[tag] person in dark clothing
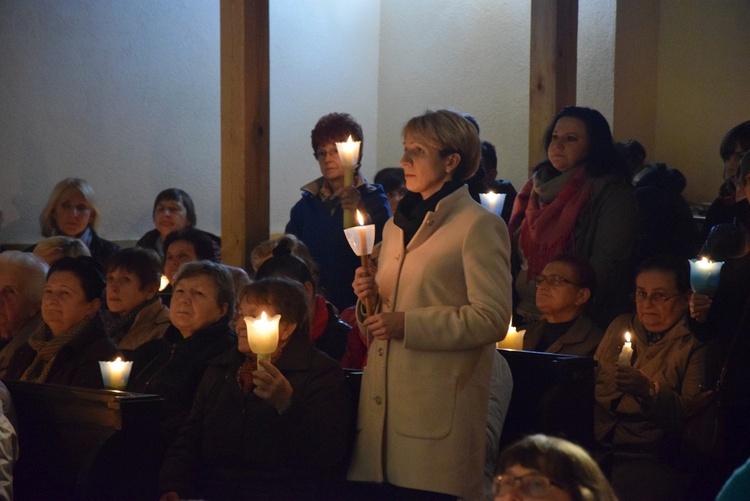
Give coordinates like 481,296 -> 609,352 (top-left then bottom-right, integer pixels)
255,236 -> 350,363
136,188 -> 221,262
159,277 -> 352,501
285,112 -> 390,311
4,256 -> 119,388
466,140 -> 517,224
128,261 -> 236,446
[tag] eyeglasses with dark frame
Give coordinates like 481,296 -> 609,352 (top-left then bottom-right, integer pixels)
314,146 -> 339,160
492,473 -> 565,497
534,274 -> 581,288
631,290 -> 679,304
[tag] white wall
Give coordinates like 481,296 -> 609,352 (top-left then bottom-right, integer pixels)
376,0 -> 531,196
0,0 -> 221,244
654,0 -> 750,205
577,0 -> 616,120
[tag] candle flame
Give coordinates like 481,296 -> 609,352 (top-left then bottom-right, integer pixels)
159,274 -> 169,291
700,256 -> 710,264
114,356 -> 122,363
346,135 -> 353,143
625,332 -> 631,343
356,209 -> 364,226
260,311 -> 268,321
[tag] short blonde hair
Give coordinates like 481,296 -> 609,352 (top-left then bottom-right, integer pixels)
402,109 -> 481,181
39,178 -> 100,237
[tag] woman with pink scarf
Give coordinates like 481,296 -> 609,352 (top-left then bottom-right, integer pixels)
509,106 -> 637,329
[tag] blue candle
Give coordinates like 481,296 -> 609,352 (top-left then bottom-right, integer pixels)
689,258 -> 723,295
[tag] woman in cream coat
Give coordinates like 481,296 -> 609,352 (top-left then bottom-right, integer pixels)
349,110 -> 512,500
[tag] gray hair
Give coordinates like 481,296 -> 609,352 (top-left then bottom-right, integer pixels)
0,251 -> 49,305
172,261 -> 236,322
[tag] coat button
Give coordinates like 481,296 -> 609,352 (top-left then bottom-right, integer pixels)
374,396 -> 382,405
384,300 -> 390,308
378,347 -> 384,356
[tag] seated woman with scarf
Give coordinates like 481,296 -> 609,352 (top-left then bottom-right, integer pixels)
4,256 -> 119,388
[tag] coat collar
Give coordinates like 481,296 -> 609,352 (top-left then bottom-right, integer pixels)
406,185 -> 473,250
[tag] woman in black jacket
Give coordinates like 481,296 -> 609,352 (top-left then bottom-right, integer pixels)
159,277 -> 352,501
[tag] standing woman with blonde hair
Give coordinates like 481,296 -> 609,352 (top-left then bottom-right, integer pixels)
349,109 -> 512,499
33,178 -> 119,269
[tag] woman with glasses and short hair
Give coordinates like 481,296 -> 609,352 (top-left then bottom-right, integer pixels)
594,255 -> 705,500
493,434 -> 617,501
522,254 -> 602,356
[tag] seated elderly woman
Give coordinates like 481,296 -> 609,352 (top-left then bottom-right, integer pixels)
159,277 -> 352,501
32,178 -> 120,269
32,236 -> 90,265
0,251 -> 49,377
4,256 -> 119,388
595,255 -> 705,501
103,247 -> 170,354
254,236 -> 350,362
136,188 -> 221,261
522,254 -> 603,356
494,434 -> 617,501
128,261 -> 236,446
160,228 -> 219,307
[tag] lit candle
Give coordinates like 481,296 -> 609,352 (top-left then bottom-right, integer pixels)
497,320 -> 525,350
343,210 -> 376,317
336,135 -> 362,228
689,257 -> 724,295
244,311 -> 280,371
617,332 -> 633,366
479,192 -> 506,217
99,357 -> 133,390
159,274 -> 170,291
335,134 -> 361,168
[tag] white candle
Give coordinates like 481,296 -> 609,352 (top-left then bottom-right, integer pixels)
479,192 -> 506,217
617,331 -> 633,366
244,311 -> 281,370
689,257 -> 724,295
159,274 -> 170,291
497,321 -> 525,350
99,357 -> 133,390
343,211 -> 375,257
335,135 -> 361,168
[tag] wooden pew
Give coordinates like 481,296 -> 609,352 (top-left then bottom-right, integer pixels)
3,380 -> 163,501
498,349 -> 596,450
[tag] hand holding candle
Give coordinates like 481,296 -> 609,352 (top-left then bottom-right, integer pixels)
344,210 -> 376,317
244,312 -> 281,371
336,135 -> 362,228
617,331 -> 633,366
99,357 -> 133,390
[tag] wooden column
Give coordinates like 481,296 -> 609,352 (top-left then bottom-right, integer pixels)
528,0 -> 578,171
220,0 -> 269,268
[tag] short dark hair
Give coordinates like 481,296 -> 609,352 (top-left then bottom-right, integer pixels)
254,237 -> 317,294
163,228 -> 217,262
173,261 -> 235,323
237,277 -> 311,342
636,254 -> 691,294
719,121 -> 750,161
374,167 -> 405,194
481,140 -> 498,173
48,256 -> 105,302
152,188 -> 197,227
311,112 -> 364,162
106,247 -> 163,290
541,106 -> 627,179
550,253 -> 597,296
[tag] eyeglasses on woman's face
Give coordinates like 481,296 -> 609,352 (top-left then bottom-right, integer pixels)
493,473 -> 565,498
631,290 -> 678,304
534,274 -> 580,288
314,146 -> 339,160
